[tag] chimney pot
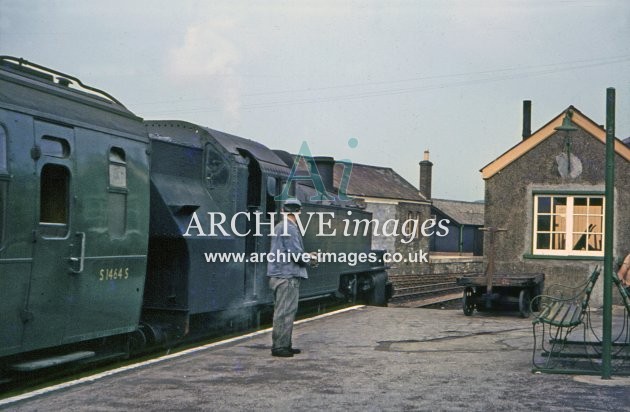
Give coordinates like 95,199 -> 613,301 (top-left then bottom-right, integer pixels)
522,100 -> 532,140
313,156 -> 335,195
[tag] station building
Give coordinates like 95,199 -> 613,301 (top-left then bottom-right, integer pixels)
481,103 -> 630,306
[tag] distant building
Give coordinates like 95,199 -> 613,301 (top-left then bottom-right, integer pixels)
276,148 -> 485,274
430,199 -> 484,256
333,161 -> 432,275
481,103 -> 630,305
417,151 -> 485,257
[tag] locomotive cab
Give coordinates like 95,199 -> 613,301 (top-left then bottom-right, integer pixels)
143,121 -> 288,338
143,120 -> 389,342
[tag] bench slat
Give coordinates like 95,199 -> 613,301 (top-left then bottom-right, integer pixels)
538,303 -> 552,319
544,302 -> 563,322
552,303 -> 578,327
568,303 -> 583,325
557,303 -> 574,324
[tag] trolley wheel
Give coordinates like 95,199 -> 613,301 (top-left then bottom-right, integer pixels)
518,289 -> 531,318
463,287 -> 475,316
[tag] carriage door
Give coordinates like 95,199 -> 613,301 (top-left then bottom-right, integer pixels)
23,121 -> 77,350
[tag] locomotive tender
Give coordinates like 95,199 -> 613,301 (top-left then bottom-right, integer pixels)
0,56 -> 389,374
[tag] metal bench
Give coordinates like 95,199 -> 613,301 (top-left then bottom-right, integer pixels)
584,272 -> 630,371
612,272 -> 630,314
530,267 -> 600,371
611,271 -> 630,356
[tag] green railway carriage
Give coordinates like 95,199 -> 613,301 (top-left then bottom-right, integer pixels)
0,57 -> 150,365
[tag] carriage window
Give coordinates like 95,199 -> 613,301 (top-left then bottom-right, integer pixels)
109,147 -> 127,188
205,144 -> 229,190
41,136 -> 70,158
40,164 -> 69,237
266,177 -> 280,214
108,148 -> 127,237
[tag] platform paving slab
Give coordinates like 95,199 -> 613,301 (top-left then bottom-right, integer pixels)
3,306 -> 630,412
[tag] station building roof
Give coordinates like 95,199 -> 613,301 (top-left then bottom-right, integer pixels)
333,162 -> 428,204
480,106 -> 630,180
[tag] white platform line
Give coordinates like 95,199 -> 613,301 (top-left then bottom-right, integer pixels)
0,305 -> 365,406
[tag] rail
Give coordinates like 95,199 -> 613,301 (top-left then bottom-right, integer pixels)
389,272 -> 465,307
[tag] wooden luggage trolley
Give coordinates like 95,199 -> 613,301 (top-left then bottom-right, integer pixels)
455,227 -> 545,317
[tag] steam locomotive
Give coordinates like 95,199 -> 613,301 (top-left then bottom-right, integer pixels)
0,56 -> 389,375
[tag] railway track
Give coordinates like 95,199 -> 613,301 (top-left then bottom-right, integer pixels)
388,273 -> 469,308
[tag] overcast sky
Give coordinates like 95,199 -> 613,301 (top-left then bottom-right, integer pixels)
2,0 -> 629,201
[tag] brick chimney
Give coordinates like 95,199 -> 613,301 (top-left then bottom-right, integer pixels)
419,150 -> 433,199
522,100 -> 532,140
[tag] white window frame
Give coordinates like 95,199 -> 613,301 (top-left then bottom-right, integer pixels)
532,194 -> 605,257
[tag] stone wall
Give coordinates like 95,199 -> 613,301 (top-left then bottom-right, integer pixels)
427,256 -> 485,275
392,201 -> 432,275
364,202 -> 397,252
388,256 -> 484,276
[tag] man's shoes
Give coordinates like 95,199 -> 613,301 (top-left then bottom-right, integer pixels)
271,348 -> 294,357
271,347 -> 301,357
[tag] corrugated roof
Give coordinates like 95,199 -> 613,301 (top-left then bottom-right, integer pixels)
431,199 -> 484,226
333,163 -> 428,203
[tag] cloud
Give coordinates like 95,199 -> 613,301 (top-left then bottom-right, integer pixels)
166,19 -> 242,117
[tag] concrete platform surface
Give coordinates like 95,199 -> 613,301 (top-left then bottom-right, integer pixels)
3,306 -> 630,411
